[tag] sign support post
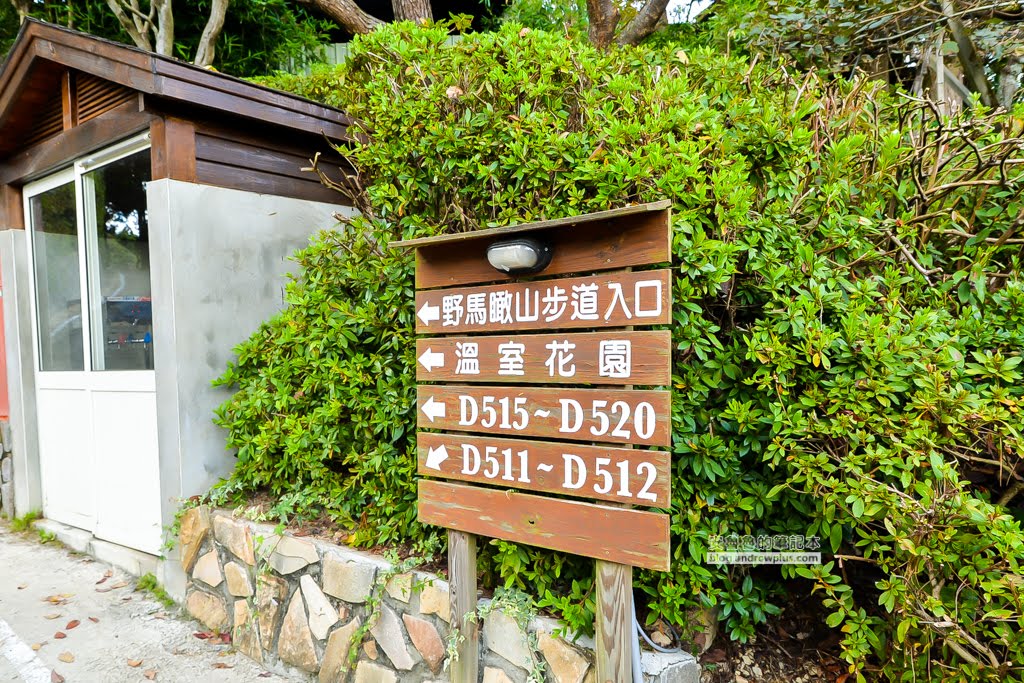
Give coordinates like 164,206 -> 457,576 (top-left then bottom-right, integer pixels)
393,200 -> 674,683
448,529 -> 478,683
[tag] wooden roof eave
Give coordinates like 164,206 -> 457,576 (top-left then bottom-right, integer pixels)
0,19 -> 356,156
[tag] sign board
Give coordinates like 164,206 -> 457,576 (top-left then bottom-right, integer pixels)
393,200 -> 675,682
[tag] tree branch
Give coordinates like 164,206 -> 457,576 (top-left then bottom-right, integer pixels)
941,0 -> 999,109
104,0 -> 153,51
616,0 -> 671,46
294,0 -> 383,35
193,0 -> 230,67
153,0 -> 174,57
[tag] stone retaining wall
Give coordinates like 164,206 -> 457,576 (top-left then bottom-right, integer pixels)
180,507 -> 699,682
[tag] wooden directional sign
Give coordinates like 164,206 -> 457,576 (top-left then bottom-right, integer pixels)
417,385 -> 671,447
414,269 -> 672,335
416,331 -> 671,385
394,202 -> 676,682
417,432 -> 671,508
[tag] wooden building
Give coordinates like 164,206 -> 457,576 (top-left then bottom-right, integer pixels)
0,20 -> 354,576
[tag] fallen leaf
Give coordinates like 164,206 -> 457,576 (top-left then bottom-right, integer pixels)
258,674 -> 272,679
58,652 -> 74,664
17,584 -> 27,590
127,659 -> 143,668
54,632 -> 66,639
211,663 -> 233,669
88,617 -> 99,623
65,620 -> 80,630
44,613 -> 61,620
110,581 -> 129,589
193,631 -> 212,640
51,672 -> 64,683
31,643 -> 42,651
143,670 -> 157,680
95,586 -> 112,593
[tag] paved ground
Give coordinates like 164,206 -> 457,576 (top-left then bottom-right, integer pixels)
0,523 -> 304,683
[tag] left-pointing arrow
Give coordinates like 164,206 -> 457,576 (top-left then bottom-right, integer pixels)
421,396 -> 447,422
418,348 -> 445,372
425,445 -> 449,470
417,302 -> 440,325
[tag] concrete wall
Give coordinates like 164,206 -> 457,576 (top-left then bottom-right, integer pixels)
0,229 -> 41,518
146,180 -> 353,570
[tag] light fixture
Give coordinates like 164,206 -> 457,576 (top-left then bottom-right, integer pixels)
486,237 -> 553,276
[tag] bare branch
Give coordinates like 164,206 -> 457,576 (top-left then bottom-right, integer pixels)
153,0 -> 174,57
193,0 -> 230,67
293,0 -> 384,35
105,0 -> 153,51
615,0 -> 671,46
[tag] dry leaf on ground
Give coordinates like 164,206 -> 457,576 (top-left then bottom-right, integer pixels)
44,614 -> 61,620
53,632 -> 66,639
57,653 -> 74,664
211,663 -> 233,669
50,672 -> 64,683
31,643 -> 42,651
65,620 -> 80,630
127,659 -> 143,667
143,670 -> 157,680
88,617 -> 99,623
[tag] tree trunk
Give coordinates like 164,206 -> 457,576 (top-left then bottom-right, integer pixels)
295,0 -> 384,35
586,0 -> 619,49
998,53 -> 1022,109
9,0 -> 32,20
615,0 -> 671,46
194,0 -> 230,67
940,0 -> 998,109
393,0 -> 432,23
154,0 -> 174,57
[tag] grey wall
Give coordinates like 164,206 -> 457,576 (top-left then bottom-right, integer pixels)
147,180 -> 353,537
0,229 -> 42,518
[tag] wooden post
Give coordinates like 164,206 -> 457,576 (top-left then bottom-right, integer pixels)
595,560 -> 633,683
449,529 -> 478,683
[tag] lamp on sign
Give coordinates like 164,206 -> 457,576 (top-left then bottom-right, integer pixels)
486,238 -> 552,276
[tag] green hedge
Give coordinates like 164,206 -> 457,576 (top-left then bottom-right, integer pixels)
214,23 -> 1024,681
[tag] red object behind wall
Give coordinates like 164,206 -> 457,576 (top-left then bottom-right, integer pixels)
0,270 -> 9,420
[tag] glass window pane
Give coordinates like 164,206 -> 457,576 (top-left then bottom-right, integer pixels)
30,182 -> 84,372
88,149 -> 153,371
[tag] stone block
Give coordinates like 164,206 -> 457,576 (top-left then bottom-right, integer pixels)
322,551 -> 376,603
418,580 -> 450,623
641,650 -> 701,683
192,549 -> 223,588
224,561 -> 253,597
35,520 -> 91,553
0,421 -> 11,451
403,613 -> 445,674
364,640 -> 378,660
91,539 -> 158,576
178,506 -> 211,573
213,515 -> 255,565
186,590 -> 228,632
278,590 -> 319,672
369,604 -> 415,671
0,482 -> 12,519
301,574 -> 340,640
256,574 -> 288,647
268,535 -> 319,575
1,455 -> 11,483
483,610 -> 531,670
483,667 -> 515,683
538,632 -> 588,683
354,661 -> 397,683
233,600 -> 262,663
320,617 -> 361,683
385,573 -> 412,603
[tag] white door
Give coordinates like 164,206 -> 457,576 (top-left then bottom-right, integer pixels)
25,135 -> 163,555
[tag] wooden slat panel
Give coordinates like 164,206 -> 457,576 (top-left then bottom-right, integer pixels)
0,185 -> 24,230
413,208 -> 670,289
415,269 -> 671,335
417,385 -> 671,447
193,159 -> 343,204
418,480 -> 671,571
194,133 -> 316,183
416,331 -> 671,385
596,561 -> 633,682
0,100 -> 152,185
417,432 -> 671,507
448,530 -> 478,683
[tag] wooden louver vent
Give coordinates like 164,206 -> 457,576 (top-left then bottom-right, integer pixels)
75,73 -> 134,123
25,90 -> 64,147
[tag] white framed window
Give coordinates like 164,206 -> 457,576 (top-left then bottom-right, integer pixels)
24,133 -> 153,372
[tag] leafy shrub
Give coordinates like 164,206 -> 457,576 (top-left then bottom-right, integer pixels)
218,23 -> 1024,681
